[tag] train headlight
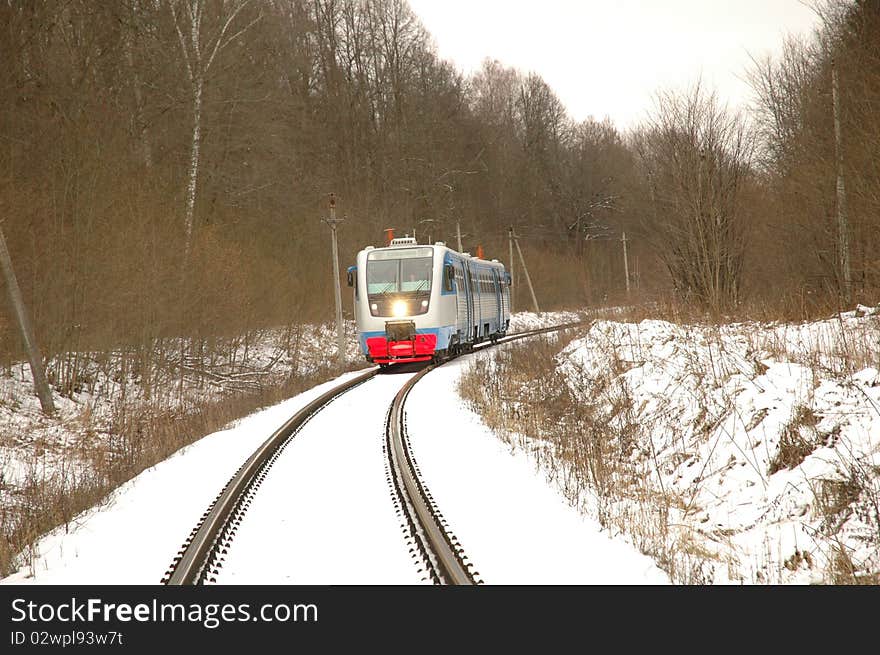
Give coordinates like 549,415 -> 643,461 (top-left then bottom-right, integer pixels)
371,303 -> 378,312
420,300 -> 428,309
392,300 -> 408,317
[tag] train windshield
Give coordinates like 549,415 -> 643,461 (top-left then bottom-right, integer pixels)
367,248 -> 433,294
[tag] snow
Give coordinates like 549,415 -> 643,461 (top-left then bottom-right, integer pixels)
0,370 -> 369,584
551,307 -> 880,583
509,310 -> 585,333
0,322 -> 364,493
0,312 -> 670,585
212,371 -> 426,584
6,307 -> 873,585
406,358 -> 670,584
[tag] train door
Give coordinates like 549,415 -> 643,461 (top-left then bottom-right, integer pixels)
465,260 -> 479,341
492,269 -> 503,332
454,264 -> 470,342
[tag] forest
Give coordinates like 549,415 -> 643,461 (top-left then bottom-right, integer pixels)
0,0 -> 878,376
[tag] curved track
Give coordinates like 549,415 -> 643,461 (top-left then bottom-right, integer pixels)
383,320 -> 589,585
163,320 -> 587,585
386,365 -> 477,584
162,368 -> 376,584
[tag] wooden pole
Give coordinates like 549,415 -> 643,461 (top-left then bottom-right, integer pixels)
0,224 -> 55,414
324,194 -> 345,367
513,231 -> 540,313
508,226 -> 515,313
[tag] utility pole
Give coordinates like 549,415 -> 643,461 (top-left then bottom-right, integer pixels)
512,230 -> 540,314
323,194 -> 346,367
621,231 -> 631,295
456,220 -> 463,253
831,58 -> 851,304
508,226 -> 515,313
0,224 -> 54,414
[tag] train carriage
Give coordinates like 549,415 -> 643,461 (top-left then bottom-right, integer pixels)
348,236 -> 511,366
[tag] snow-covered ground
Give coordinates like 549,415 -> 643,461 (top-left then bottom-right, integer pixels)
407,358 -> 669,584
481,306 -> 880,584
6,306 -> 875,585
508,310 -> 586,333
0,371 -> 368,584
213,372 -> 425,584
0,322 -> 364,539
0,323 -> 363,487
0,314 -> 671,585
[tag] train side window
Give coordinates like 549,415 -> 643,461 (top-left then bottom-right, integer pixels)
347,267 -> 358,299
443,264 -> 455,292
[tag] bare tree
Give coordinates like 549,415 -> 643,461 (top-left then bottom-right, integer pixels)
634,82 -> 755,312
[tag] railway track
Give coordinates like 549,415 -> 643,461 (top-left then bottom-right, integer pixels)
161,369 -> 377,585
162,320 -> 587,586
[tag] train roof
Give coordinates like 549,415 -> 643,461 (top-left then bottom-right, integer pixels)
359,241 -> 506,269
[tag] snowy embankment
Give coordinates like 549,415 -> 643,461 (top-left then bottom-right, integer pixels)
0,323 -> 361,493
509,310 -> 586,332
0,371 -> 370,584
529,307 -> 879,584
0,321 -> 365,576
407,358 -> 669,584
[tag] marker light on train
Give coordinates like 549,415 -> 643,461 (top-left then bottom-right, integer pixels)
420,300 -> 428,309
392,300 -> 408,317
371,303 -> 378,312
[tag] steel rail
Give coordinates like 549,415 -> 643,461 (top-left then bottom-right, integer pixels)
387,319 -> 589,585
387,364 -> 473,584
164,367 -> 377,585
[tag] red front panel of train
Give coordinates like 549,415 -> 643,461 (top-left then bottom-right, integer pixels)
367,334 -> 437,364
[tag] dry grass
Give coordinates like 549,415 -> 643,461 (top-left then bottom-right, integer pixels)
768,405 -> 820,475
829,545 -> 880,585
461,309 -> 880,584
458,330 -> 712,583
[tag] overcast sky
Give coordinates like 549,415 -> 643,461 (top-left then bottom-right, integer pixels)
407,0 -> 824,131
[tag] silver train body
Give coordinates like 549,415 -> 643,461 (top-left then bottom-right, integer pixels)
347,237 -> 511,365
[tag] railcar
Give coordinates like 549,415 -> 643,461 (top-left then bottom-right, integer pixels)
347,236 -> 511,367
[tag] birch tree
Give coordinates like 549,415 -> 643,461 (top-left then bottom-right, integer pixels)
168,0 -> 260,255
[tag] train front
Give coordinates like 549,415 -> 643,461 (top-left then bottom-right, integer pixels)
350,241 -> 448,366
